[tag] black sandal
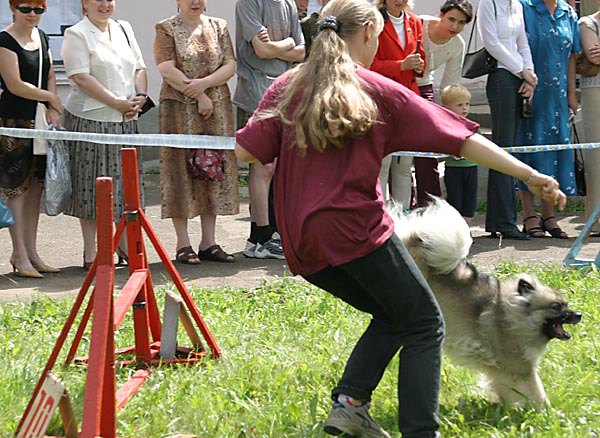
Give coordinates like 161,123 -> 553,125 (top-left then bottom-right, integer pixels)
197,244 -> 235,263
175,246 -> 201,265
522,215 -> 546,238
541,216 -> 569,239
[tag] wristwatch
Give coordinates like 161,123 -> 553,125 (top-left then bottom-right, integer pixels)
136,92 -> 148,98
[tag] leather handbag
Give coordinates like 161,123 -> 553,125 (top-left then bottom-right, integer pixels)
462,1 -> 497,79
138,95 -> 156,115
576,19 -> 600,77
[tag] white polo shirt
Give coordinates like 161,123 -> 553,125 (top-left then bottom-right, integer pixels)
62,17 -> 146,122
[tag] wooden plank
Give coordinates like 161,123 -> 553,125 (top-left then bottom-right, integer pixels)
115,369 -> 152,410
113,270 -> 149,330
180,305 -> 204,352
160,292 -> 181,359
58,391 -> 78,438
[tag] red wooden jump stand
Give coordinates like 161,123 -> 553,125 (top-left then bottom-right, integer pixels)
16,148 -> 220,437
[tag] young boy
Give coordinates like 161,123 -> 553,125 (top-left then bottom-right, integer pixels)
442,84 -> 478,224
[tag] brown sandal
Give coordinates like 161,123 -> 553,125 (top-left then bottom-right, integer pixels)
197,244 -> 235,263
175,246 -> 201,265
522,215 -> 546,238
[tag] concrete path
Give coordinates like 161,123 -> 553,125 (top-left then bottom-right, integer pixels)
1,174 -> 598,303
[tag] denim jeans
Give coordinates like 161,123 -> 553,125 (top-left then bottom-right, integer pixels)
304,234 -> 445,438
485,69 -> 521,233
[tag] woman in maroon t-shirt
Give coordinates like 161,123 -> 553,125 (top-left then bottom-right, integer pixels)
235,0 -> 565,436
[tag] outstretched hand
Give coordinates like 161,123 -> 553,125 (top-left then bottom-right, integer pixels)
526,172 -> 567,210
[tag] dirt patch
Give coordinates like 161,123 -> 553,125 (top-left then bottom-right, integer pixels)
0,175 -> 597,303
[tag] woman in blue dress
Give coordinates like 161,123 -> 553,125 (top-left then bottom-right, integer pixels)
516,0 -> 580,238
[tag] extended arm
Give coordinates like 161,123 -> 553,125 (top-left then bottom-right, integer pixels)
460,133 -> 566,208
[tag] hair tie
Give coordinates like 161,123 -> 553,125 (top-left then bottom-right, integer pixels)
319,16 -> 340,33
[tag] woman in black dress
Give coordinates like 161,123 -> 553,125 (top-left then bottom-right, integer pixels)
0,0 -> 62,278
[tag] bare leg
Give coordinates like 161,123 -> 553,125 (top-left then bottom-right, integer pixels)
22,180 -> 45,266
7,189 -> 37,272
80,218 -> 97,264
518,189 -> 543,234
248,162 -> 274,227
172,217 -> 191,251
199,214 -> 217,251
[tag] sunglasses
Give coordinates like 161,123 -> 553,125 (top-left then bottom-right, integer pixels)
15,6 -> 45,14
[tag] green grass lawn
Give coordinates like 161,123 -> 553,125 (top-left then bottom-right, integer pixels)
1,264 -> 598,437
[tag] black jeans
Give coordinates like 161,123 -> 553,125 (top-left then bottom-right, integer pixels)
304,234 -> 444,438
485,69 -> 522,233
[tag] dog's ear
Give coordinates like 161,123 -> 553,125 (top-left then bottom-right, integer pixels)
518,278 -> 535,295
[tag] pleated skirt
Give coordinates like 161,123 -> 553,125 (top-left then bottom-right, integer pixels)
63,110 -> 144,221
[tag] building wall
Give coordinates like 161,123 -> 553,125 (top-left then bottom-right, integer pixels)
116,1 -> 236,103
114,0 -> 462,101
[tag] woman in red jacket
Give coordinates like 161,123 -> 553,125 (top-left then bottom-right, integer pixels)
372,0 -> 425,208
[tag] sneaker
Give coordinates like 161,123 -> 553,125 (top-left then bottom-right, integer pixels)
254,232 -> 285,260
243,240 -> 258,258
324,401 -> 391,438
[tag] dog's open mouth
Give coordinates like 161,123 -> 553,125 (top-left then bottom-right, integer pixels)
543,311 -> 582,340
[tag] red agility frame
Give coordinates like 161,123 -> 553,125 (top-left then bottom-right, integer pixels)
16,148 -> 220,437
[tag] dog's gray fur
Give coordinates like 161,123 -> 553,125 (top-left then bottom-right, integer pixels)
393,198 -> 581,406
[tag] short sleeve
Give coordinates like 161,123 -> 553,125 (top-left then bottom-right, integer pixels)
218,21 -> 236,63
579,16 -> 598,32
122,22 -> 146,70
235,77 -> 286,165
385,88 -> 479,156
154,22 -> 176,66
61,28 -> 90,77
236,0 -> 265,42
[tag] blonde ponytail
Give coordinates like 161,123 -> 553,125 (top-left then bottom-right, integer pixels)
262,0 -> 383,153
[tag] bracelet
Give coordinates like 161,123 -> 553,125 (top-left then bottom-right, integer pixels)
524,171 -> 538,185
136,92 -> 148,98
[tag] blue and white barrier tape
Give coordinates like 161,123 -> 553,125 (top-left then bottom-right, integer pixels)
0,127 -> 234,150
1,126 -> 599,156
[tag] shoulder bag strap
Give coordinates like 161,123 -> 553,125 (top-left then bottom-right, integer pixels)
467,0 -> 496,53
117,20 -> 131,48
37,28 -> 43,89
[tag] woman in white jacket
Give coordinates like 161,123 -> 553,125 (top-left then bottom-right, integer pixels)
62,0 -> 149,268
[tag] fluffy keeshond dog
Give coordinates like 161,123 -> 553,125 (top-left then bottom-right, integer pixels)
393,198 -> 581,407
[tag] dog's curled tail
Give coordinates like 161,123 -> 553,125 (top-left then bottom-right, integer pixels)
392,197 -> 472,275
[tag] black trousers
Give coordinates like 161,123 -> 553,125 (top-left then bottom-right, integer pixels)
304,234 -> 444,438
485,69 -> 522,233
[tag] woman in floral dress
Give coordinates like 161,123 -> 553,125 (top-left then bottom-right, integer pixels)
516,0 -> 580,238
154,0 -> 239,264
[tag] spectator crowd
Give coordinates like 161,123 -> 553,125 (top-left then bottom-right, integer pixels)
1,0 -> 599,279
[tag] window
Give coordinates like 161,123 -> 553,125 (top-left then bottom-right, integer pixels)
0,0 -> 82,64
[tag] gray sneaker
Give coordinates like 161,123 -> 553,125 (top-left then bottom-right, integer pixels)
324,401 -> 391,438
243,240 -> 258,258
254,232 -> 285,260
